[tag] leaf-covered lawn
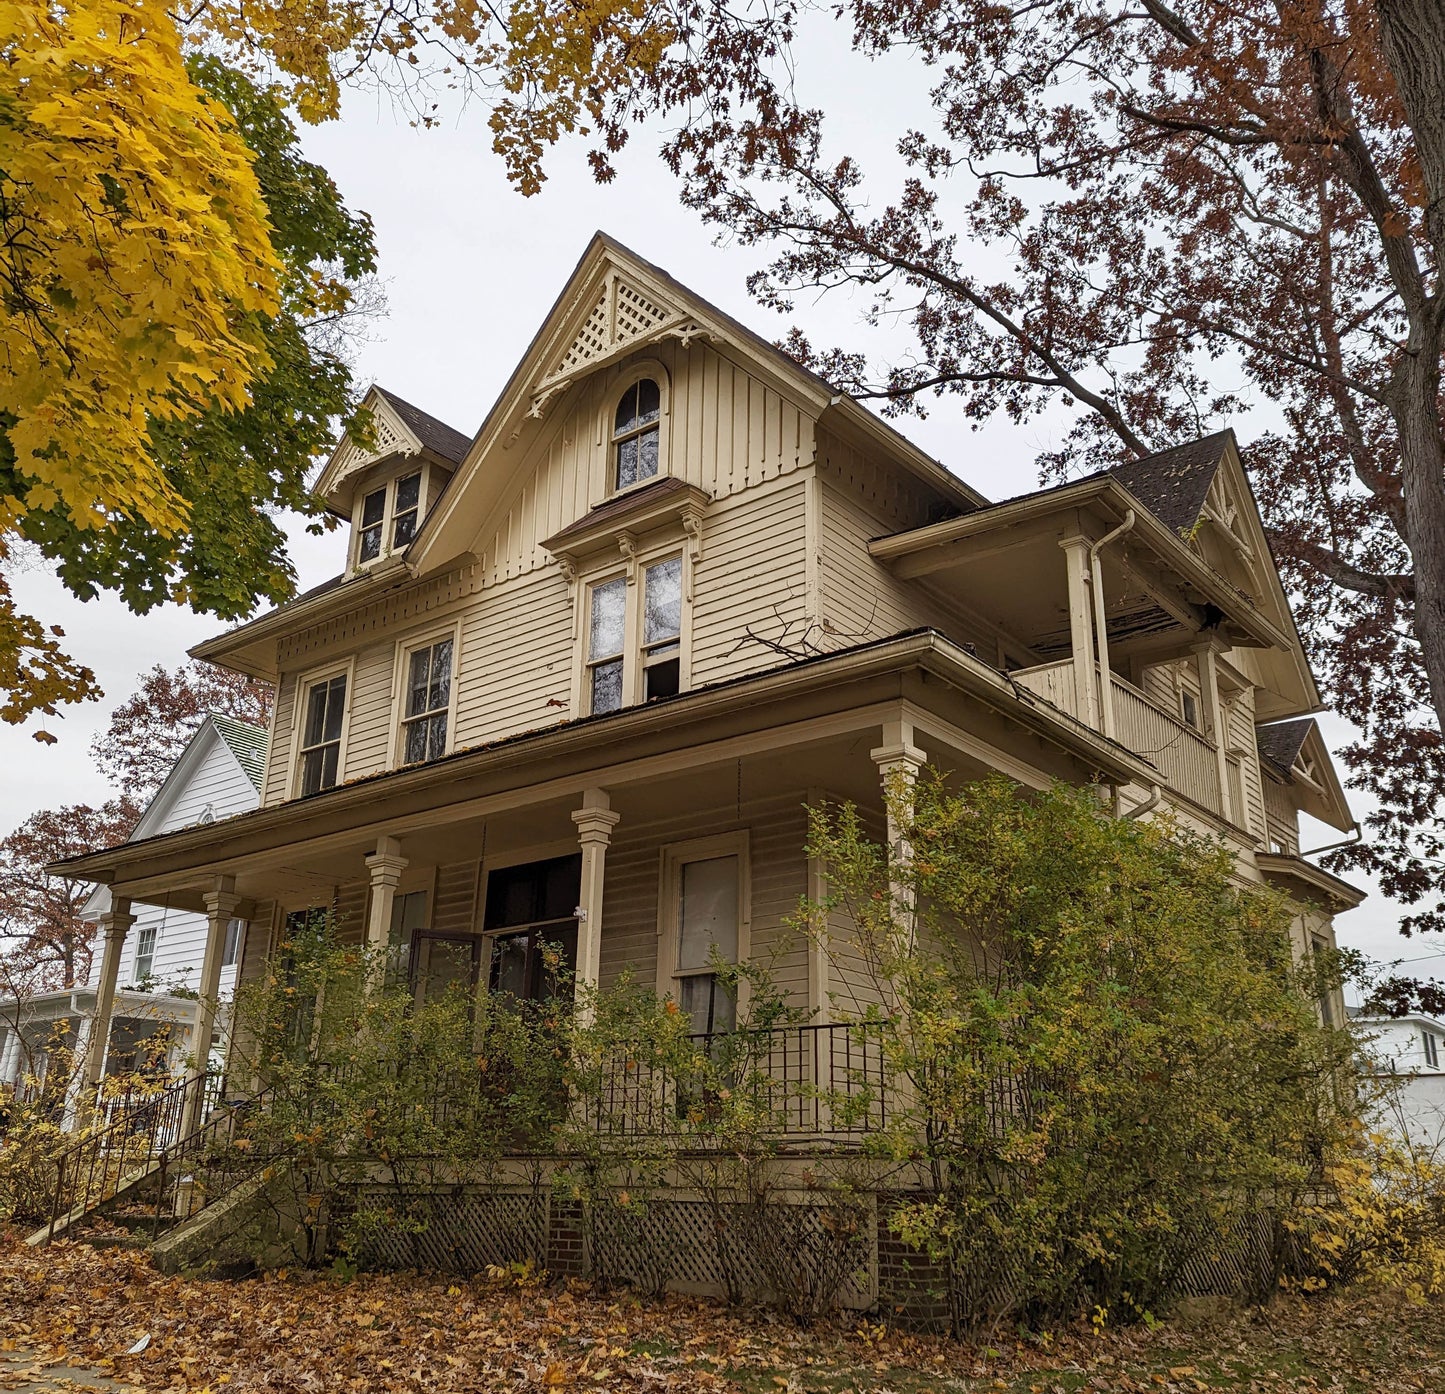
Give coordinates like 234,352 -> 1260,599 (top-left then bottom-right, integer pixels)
0,1242 -> 1440,1393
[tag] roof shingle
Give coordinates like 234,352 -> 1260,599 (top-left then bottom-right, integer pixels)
373,386 -> 472,466
1108,430 -> 1232,533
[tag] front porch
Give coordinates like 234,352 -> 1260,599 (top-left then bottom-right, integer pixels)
58,633 -> 1153,1135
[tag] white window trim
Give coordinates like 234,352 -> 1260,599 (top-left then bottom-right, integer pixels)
388,619 -> 463,769
349,461 -> 433,571
599,359 -> 672,500
572,538 -> 692,718
655,831 -> 752,1011
285,655 -> 356,801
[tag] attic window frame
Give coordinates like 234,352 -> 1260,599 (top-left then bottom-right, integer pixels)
602,361 -> 672,499
350,462 -> 433,570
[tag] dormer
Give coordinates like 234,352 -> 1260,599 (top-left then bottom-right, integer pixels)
314,385 -> 472,573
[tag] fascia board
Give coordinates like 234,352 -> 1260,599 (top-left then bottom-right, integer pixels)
51,631 -> 1155,886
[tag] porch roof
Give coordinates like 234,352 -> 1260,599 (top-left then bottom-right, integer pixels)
50,629 -> 1158,900
868,474 -> 1292,656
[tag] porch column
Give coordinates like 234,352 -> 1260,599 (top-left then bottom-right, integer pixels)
0,1029 -> 20,1087
184,878 -> 240,1136
1059,535 -> 1100,728
1195,640 -> 1233,821
870,716 -> 927,960
61,1016 -> 95,1131
364,836 -> 409,961
85,897 -> 133,1089
572,788 -> 620,1021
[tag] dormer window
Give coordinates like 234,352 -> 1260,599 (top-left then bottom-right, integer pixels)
392,472 -> 422,547
613,379 -> 661,490
353,469 -> 429,568
359,487 -> 386,563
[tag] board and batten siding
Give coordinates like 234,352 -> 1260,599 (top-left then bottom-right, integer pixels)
473,342 -> 815,586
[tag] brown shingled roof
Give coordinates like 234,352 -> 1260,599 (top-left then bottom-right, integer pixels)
373,386 -> 472,466
1108,430 -> 1232,533
1257,717 -> 1313,780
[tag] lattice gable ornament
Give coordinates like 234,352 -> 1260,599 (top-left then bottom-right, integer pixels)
527,270 -> 710,421
321,393 -> 423,497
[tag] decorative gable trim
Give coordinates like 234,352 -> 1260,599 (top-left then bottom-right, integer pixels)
314,389 -> 425,505
528,270 -> 710,421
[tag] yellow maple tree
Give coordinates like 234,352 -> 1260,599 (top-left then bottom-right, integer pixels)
0,0 -> 282,722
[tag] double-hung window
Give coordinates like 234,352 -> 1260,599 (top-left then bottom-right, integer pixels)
663,842 -> 745,1036
587,577 -> 627,715
613,379 -> 661,491
299,674 -> 347,796
402,638 -> 453,764
586,555 -> 684,715
1426,1032 -> 1440,1069
133,925 -> 158,983
641,557 -> 682,700
222,918 -> 245,969
355,470 -> 425,566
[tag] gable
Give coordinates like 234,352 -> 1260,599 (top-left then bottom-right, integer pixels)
412,233 -> 981,578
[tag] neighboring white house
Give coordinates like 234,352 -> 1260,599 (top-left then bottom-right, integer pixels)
0,714 -> 266,1100
1356,1011 -> 1445,1151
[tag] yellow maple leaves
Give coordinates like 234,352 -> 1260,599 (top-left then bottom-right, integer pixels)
0,0 -> 281,541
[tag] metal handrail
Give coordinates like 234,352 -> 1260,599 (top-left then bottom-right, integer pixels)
44,1071 -> 225,1241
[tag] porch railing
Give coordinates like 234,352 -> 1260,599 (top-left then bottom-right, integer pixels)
1109,675 -> 1221,813
582,1020 -> 891,1140
40,1069 -> 229,1238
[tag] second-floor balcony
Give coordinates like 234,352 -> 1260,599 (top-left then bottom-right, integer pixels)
1013,659 -> 1223,817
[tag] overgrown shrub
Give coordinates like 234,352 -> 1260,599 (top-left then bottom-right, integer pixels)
803,773 -> 1360,1335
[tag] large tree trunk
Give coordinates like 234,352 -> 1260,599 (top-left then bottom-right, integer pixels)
1375,0 -> 1445,733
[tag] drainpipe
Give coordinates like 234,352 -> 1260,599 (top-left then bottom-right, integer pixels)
1298,824 -> 1362,858
1088,509 -> 1137,740
1125,783 -> 1163,820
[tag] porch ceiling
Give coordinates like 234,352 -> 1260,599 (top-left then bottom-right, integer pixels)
51,631 -> 1158,913
869,477 -> 1290,660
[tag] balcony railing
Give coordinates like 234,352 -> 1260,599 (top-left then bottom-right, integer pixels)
1013,660 -> 1222,814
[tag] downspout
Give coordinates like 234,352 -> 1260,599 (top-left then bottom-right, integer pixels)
1125,783 -> 1164,820
1088,509 -> 1136,740
1298,824 -> 1362,858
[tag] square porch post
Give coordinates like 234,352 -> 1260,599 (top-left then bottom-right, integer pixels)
572,788 -> 620,1023
1058,534 -> 1100,729
85,897 -> 134,1091
364,836 -> 409,970
870,715 -> 927,966
183,877 -> 241,1136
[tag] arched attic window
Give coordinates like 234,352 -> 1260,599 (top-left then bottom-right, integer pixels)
613,378 -> 661,490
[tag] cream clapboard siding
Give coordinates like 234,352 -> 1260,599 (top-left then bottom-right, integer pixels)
261,345 -> 820,800
263,673 -> 298,806
474,342 -> 814,586
453,568 -> 574,748
433,861 -> 481,937
597,793 -> 812,1008
1264,778 -> 1301,854
690,477 -> 810,686
1225,681 -> 1266,841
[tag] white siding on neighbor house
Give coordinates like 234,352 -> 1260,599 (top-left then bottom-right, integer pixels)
87,728 -> 260,998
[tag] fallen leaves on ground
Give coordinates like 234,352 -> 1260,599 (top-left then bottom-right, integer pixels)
0,1239 -> 1439,1393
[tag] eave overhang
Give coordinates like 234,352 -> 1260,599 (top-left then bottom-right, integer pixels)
868,475 -> 1294,655
1256,852 -> 1366,912
53,630 -> 1157,888
189,556 -> 417,680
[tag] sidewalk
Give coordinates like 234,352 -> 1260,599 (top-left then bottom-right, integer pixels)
0,1349 -> 143,1393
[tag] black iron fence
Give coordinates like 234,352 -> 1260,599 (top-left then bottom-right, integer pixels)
582,1020 -> 892,1140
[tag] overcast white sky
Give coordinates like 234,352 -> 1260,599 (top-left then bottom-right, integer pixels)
3,46 -> 1440,987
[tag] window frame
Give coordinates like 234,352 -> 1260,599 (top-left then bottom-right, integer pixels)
221,917 -> 246,970
655,831 -> 751,1024
132,923 -> 159,982
574,540 -> 692,717
600,361 -> 672,500
389,622 -> 462,769
287,657 -> 355,801
348,462 -> 435,570
477,839 -> 584,1006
